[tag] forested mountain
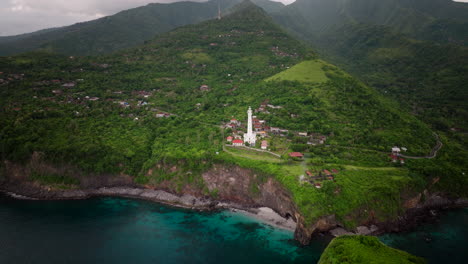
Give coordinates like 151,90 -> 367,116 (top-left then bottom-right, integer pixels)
0,0 -> 284,56
3,1 -> 465,240
271,0 -> 468,143
273,0 -> 468,45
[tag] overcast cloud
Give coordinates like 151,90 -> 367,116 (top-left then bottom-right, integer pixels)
0,0 -> 465,36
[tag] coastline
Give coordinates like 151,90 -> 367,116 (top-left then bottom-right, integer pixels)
0,186 -> 297,232
1,184 -> 467,240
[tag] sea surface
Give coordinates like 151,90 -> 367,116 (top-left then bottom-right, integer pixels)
0,194 -> 466,264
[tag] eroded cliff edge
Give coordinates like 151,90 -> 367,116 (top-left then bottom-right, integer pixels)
0,157 -> 466,245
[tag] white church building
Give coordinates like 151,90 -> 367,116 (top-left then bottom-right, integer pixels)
244,107 -> 257,146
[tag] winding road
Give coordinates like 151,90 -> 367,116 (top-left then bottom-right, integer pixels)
399,133 -> 443,160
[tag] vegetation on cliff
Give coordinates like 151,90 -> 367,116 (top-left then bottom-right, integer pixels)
318,235 -> 426,264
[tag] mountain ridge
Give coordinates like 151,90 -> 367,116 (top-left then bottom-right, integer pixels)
0,0 -> 285,56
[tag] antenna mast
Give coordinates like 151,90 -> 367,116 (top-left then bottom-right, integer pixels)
217,0 -> 222,20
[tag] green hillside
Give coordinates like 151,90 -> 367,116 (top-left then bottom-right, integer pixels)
271,0 -> 468,183
318,236 -> 426,264
266,60 -> 329,83
0,0 -> 465,239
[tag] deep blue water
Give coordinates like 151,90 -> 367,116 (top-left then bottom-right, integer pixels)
380,208 -> 468,264
0,194 -> 466,264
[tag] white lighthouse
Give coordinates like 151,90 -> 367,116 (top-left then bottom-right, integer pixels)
244,107 -> 257,146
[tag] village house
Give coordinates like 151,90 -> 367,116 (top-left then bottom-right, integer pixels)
392,147 -> 401,155
267,104 -> 282,109
257,131 -> 267,138
289,152 -> 304,159
62,82 -> 76,88
200,85 -> 210,91
230,118 -> 240,126
298,132 -> 308,137
155,112 -> 173,118
270,127 -> 280,133
226,136 -> 233,142
232,139 -> 244,147
119,101 -> 130,107
261,140 -> 268,150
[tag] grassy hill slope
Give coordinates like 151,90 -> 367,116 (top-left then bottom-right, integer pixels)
318,235 -> 426,264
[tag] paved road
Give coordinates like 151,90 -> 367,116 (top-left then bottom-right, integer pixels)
399,133 -> 443,160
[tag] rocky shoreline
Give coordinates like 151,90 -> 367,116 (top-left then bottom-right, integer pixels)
2,183 -> 467,240
0,185 -> 298,232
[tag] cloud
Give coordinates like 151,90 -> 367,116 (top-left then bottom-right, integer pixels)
0,0 -> 212,36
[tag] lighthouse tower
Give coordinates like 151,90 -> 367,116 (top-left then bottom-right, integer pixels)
244,107 -> 257,146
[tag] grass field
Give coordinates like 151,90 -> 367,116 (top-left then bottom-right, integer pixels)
319,235 -> 426,264
224,146 -> 283,163
266,60 -> 329,83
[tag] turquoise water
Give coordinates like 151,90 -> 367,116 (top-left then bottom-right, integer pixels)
0,194 -> 466,264
0,195 -> 328,264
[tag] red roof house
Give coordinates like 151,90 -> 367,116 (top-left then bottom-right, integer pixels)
233,139 -> 244,146
289,152 -> 304,158
323,170 -> 332,176
226,136 -> 233,142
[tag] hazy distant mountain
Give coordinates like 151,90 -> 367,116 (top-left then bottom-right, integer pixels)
0,0 -> 284,56
273,0 -> 468,46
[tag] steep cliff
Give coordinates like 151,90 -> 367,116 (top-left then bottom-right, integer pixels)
1,155 -> 467,245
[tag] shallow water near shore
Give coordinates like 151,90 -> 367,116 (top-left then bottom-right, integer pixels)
0,195 -> 466,264
0,195 -> 329,264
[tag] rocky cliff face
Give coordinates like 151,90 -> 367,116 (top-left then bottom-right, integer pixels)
1,157 -> 466,245
202,165 -> 298,219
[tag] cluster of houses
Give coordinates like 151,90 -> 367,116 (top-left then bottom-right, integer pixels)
227,136 -> 270,150
300,169 -> 339,189
0,73 -> 24,86
225,102 -> 329,153
390,146 -> 407,164
255,100 -> 283,114
270,46 -> 299,58
156,111 -> 175,118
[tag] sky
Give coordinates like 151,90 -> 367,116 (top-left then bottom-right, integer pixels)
0,0 -> 466,36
